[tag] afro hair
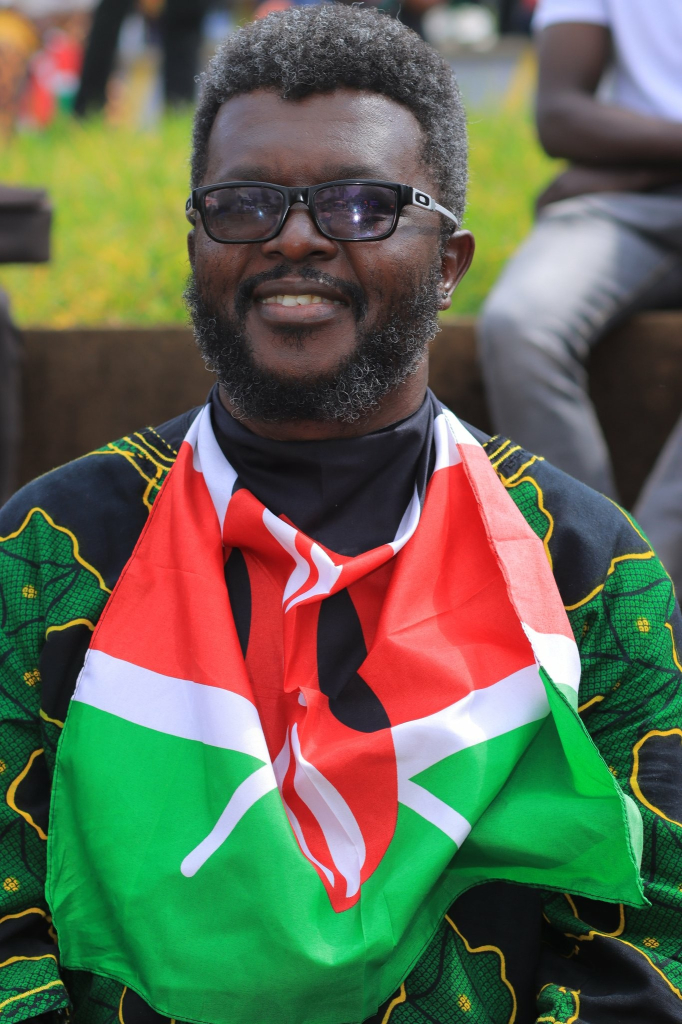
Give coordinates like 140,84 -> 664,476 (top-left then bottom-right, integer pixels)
191,4 -> 467,223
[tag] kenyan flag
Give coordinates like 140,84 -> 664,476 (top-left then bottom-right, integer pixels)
47,406 -> 644,1024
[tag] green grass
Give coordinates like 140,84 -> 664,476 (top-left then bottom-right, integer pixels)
0,109 -> 558,326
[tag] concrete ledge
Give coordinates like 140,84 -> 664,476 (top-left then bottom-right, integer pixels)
20,326 -> 211,487
589,312 -> 682,508
19,312 -> 682,507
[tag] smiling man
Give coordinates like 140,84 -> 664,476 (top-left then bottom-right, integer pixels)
1,7 -> 682,1024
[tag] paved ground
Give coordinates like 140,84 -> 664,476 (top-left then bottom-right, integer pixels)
111,26 -> 535,125
449,39 -> 535,108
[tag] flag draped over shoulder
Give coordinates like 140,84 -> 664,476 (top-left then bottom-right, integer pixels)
46,404 -> 645,1024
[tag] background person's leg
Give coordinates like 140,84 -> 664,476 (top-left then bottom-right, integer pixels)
634,411 -> 682,595
161,0 -> 207,107
74,0 -> 134,116
0,291 -> 22,506
478,196 -> 682,498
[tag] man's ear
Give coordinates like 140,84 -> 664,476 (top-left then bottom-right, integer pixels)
187,228 -> 196,270
439,230 -> 475,311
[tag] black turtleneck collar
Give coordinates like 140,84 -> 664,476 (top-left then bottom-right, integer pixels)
210,385 -> 440,557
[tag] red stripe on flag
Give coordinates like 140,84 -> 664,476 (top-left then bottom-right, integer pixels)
460,445 -> 573,640
91,443 -> 252,699
361,462 -> 535,727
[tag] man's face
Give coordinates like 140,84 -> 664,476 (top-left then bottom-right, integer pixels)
188,88 -> 473,427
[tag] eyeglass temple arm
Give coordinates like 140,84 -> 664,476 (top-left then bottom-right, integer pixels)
409,188 -> 458,229
185,196 -> 196,224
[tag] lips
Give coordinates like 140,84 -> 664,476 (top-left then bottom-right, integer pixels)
261,293 -> 344,307
253,278 -> 349,305
251,278 -> 351,323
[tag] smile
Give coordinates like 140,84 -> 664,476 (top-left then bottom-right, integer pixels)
252,279 -> 351,324
260,294 -> 344,306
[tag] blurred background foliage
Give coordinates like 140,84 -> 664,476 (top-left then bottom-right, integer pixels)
0,103 -> 557,326
0,0 -> 554,324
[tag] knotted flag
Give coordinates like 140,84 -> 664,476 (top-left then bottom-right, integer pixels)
47,404 -> 644,1024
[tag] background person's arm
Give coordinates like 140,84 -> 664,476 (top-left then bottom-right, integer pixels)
535,163 -> 682,211
535,22 -> 682,208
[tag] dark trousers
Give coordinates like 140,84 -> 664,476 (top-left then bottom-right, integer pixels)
74,0 -> 207,115
0,291 -> 22,506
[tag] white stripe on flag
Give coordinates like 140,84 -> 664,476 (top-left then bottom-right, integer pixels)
522,623 -> 581,698
180,764 -> 276,878
74,649 -> 271,764
190,405 -> 238,530
392,663 -> 549,845
441,407 -> 480,450
390,485 -> 421,555
392,663 -> 548,784
433,412 -> 463,472
398,779 -> 471,847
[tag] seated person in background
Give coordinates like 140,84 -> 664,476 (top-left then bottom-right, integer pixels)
1,8 -> 682,1024
478,1 -> 682,515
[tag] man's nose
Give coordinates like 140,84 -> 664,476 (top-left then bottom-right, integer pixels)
260,203 -> 337,262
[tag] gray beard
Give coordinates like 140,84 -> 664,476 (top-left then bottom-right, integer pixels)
185,262 -> 441,425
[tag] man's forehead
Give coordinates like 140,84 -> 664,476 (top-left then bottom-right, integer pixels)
204,88 -> 428,185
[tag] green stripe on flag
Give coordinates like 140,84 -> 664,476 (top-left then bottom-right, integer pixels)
48,674 -> 646,1024
413,719 -> 542,826
49,704 -> 375,1024
449,672 -> 645,905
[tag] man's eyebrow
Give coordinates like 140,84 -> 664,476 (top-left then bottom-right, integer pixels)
318,166 -> 394,181
206,166 -> 395,185
208,167 -> 276,183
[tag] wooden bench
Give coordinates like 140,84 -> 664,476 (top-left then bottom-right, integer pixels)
19,311 -> 682,508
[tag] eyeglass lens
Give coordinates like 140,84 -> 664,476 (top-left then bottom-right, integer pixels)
203,186 -> 285,241
202,184 -> 398,241
313,185 -> 397,239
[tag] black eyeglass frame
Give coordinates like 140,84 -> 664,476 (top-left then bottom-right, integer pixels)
185,179 -> 459,243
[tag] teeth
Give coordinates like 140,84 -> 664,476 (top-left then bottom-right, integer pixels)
261,293 -> 343,306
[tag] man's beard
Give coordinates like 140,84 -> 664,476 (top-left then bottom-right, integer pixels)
185,261 -> 441,425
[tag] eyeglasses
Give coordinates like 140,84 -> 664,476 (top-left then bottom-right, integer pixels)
185,179 -> 458,243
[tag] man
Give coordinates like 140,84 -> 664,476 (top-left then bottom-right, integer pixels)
478,0 -> 682,501
0,7 -> 681,1024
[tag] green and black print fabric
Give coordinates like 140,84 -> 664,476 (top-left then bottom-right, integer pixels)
0,410 -> 681,1024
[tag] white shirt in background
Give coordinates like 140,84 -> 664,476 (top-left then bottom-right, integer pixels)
532,0 -> 682,123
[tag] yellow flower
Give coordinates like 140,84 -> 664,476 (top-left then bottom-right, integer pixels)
23,669 -> 41,687
643,937 -> 659,949
3,877 -> 19,893
21,584 -> 38,600
457,994 -> 472,1012
636,617 -> 650,633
